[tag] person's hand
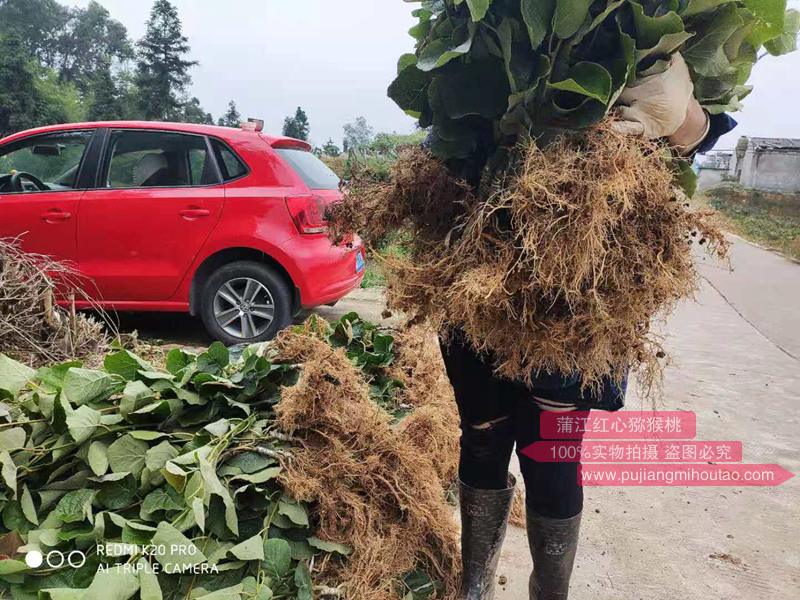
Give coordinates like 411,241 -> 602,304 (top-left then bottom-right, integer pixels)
612,53 -> 705,141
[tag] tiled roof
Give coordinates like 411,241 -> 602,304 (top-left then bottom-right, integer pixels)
748,138 -> 800,150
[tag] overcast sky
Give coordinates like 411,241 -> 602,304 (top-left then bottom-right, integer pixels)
66,0 -> 800,150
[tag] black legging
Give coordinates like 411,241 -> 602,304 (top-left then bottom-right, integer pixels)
441,336 -> 586,520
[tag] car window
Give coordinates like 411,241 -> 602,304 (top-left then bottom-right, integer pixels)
211,139 -> 248,181
275,148 -> 340,190
105,130 -> 218,189
0,131 -> 92,193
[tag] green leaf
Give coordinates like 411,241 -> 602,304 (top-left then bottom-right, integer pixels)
262,538 -> 292,579
630,3 -> 686,52
194,585 -> 244,600
683,0 -> 735,18
232,466 -> 282,485
521,0 -> 555,48
744,0 -> 786,37
145,441 -> 179,472
96,474 -> 138,510
553,0 -> 593,39
278,498 -> 309,527
229,534 -> 265,561
765,9 -> 800,55
21,485 -> 38,525
466,0 -> 492,22
0,450 -> 17,497
62,368 -> 115,406
307,536 -> 352,556
83,565 -> 140,600
65,405 -> 102,445
192,497 -> 205,532
120,380 -> 154,417
294,561 -> 313,600
548,61 -> 613,103
138,559 -> 163,600
683,4 -> 744,76
0,355 -> 35,396
107,435 -> 149,477
151,522 -> 207,572
0,427 -> 26,451
165,348 -> 193,376
674,158 -> 699,197
88,441 -> 109,476
0,559 -> 28,575
141,488 -> 184,517
52,489 -> 95,524
417,26 -> 474,71
104,350 -> 153,381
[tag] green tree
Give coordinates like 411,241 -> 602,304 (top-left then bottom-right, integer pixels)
282,106 -> 310,140
217,100 -> 241,127
87,60 -> 122,121
0,0 -> 132,93
322,138 -> 341,157
0,0 -> 69,65
55,1 -> 133,92
135,0 -> 198,121
181,96 -> 214,124
0,34 -> 41,137
342,116 -> 374,152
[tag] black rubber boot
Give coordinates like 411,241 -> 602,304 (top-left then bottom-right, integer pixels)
458,475 -> 516,600
527,510 -> 582,600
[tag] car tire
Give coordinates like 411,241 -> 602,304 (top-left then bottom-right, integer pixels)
200,261 -> 293,345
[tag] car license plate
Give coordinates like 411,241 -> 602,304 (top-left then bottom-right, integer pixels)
355,250 -> 365,273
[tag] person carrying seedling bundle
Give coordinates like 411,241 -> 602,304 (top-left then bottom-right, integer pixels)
445,53 -> 735,600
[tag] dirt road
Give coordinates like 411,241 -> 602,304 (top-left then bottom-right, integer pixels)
122,236 -> 798,599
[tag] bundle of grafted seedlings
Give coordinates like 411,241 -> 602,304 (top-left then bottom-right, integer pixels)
329,124 -> 729,391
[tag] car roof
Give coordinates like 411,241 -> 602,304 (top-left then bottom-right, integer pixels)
0,121 -> 312,151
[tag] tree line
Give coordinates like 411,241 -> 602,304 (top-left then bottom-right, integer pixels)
0,0 -> 423,156
0,0 -> 217,137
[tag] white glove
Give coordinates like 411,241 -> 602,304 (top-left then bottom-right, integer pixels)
612,53 -> 695,139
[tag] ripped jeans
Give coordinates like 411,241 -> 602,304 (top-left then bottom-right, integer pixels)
441,335 -> 587,519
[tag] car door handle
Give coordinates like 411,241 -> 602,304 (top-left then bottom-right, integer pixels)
179,208 -> 211,219
41,209 -> 72,223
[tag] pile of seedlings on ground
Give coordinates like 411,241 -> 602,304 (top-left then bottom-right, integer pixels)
0,238 -> 108,365
0,313 -> 461,600
330,0 -> 798,391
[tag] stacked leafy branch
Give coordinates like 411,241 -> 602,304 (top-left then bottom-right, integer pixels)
330,0 -> 797,391
0,314 -> 459,600
389,0 -> 798,163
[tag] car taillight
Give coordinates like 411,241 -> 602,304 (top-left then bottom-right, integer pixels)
285,195 -> 326,235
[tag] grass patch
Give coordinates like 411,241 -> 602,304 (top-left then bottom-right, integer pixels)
361,237 -> 410,288
698,184 -> 800,261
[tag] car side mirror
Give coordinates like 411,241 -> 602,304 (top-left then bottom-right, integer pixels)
32,145 -> 62,157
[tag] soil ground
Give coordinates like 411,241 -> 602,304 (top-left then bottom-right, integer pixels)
118,235 -> 799,600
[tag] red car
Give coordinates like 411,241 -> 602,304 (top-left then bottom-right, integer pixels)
0,121 -> 365,344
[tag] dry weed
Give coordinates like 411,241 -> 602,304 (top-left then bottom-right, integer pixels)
0,238 -> 109,364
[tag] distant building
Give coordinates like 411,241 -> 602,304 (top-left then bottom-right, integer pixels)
696,151 -> 733,190
728,137 -> 800,193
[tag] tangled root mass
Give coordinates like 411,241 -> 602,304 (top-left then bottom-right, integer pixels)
330,125 -> 729,392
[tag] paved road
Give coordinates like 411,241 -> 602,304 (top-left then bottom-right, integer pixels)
496,237 -> 800,600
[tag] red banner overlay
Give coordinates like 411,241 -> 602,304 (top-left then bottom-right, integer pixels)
540,411 -> 696,439
523,441 -> 743,463
580,464 -> 795,487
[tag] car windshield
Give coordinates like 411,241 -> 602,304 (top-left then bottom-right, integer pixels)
0,131 -> 92,191
275,148 -> 340,190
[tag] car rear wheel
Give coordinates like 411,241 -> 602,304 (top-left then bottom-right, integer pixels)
200,261 -> 292,345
